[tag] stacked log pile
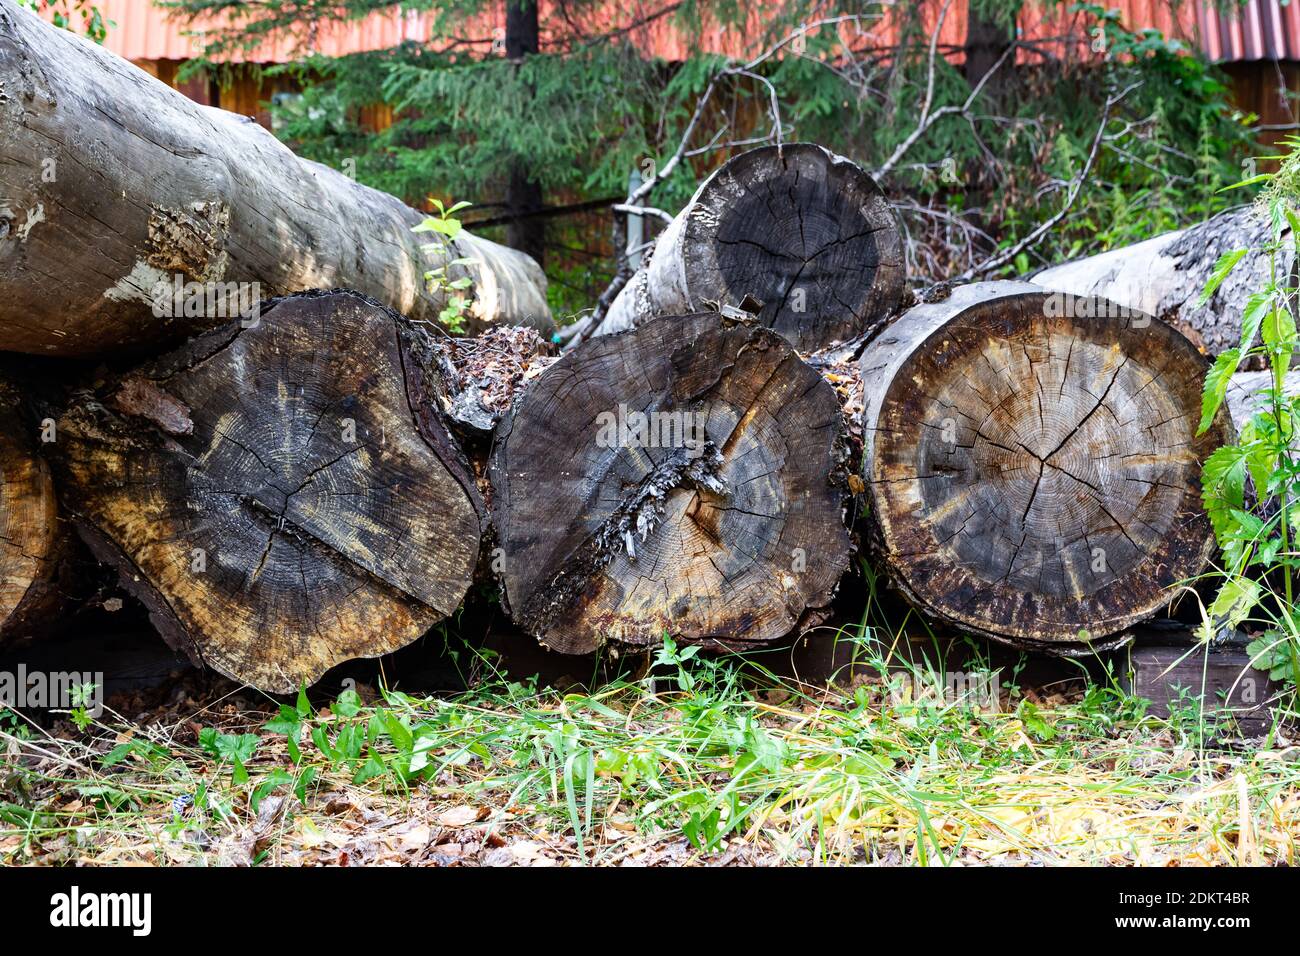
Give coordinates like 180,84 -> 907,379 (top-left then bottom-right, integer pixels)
0,0 -> 1253,692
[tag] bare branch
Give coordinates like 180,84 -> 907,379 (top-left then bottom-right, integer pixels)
953,83 -> 1139,283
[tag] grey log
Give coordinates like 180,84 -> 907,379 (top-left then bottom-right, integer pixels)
0,0 -> 552,357
1030,205 -> 1284,357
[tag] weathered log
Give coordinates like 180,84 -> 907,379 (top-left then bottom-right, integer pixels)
0,378 -> 63,643
0,0 -> 551,358
490,312 -> 851,654
574,144 -> 904,353
44,291 -> 483,692
858,281 -> 1233,652
1226,368 -> 1300,431
1030,205 -> 1283,357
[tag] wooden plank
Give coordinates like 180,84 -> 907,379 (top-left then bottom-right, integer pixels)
1124,642 -> 1282,733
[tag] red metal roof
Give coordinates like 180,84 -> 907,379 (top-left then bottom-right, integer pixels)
42,0 -> 1300,65
1197,0 -> 1300,61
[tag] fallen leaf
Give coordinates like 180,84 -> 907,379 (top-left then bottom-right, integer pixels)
438,805 -> 484,827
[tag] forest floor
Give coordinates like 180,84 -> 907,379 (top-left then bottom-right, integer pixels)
3,625 -> 1299,867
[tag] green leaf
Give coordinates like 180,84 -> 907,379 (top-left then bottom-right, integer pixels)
334,689 -> 362,718
1220,173 -> 1271,191
1201,443 -> 1250,544
1262,306 -> 1297,352
1198,349 -> 1240,435
250,769 -> 294,813
1196,249 -> 1247,306
1207,576 -> 1260,634
1238,292 -> 1271,352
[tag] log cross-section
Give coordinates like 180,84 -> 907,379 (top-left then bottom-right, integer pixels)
45,291 -> 483,692
598,144 -> 904,352
859,281 -> 1232,651
491,313 -> 851,654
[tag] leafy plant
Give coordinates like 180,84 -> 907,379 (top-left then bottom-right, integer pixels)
198,727 -> 260,784
17,0 -> 110,42
1196,135 -> 1300,694
413,198 -> 477,335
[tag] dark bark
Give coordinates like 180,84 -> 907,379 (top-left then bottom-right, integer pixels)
0,0 -> 552,358
0,378 -> 65,644
504,0 -> 546,268
858,281 -> 1231,653
490,312 -> 852,654
581,144 -> 905,353
964,1 -> 1015,94
44,291 -> 484,693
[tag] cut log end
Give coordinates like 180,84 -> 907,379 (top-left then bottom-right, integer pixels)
603,143 -> 904,353
491,313 -> 851,655
860,282 -> 1231,649
0,383 -> 61,642
693,145 -> 903,351
47,291 -> 482,692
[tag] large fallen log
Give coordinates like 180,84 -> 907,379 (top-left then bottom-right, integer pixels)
0,378 -> 64,644
490,313 -> 852,654
858,281 -> 1233,653
0,0 -> 551,358
570,144 -> 904,353
1030,205 -> 1281,357
44,291 -> 483,692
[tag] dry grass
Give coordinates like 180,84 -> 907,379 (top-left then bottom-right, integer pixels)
2,631 -> 1298,867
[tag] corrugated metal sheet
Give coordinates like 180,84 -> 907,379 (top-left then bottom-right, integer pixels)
36,0 -> 447,60
39,0 -> 1300,66
1198,0 -> 1300,61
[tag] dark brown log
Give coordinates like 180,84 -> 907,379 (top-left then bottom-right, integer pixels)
579,144 -> 904,353
1031,205 -> 1283,358
859,281 -> 1233,653
0,378 -> 63,643
43,291 -> 483,693
490,313 -> 852,654
0,0 -> 552,358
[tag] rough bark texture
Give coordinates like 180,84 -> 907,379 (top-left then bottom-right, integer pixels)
44,291 -> 483,692
1031,205 -> 1283,358
1227,369 -> 1300,431
586,144 -> 904,352
504,0 -> 546,268
859,281 -> 1232,652
0,0 -> 552,357
0,378 -> 63,643
963,2 -> 1015,97
491,312 -> 851,654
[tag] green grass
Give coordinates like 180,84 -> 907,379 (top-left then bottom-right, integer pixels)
3,620 -> 1298,867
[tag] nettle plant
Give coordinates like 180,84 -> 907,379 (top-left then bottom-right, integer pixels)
1198,136 -> 1300,691
414,198 -> 476,335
